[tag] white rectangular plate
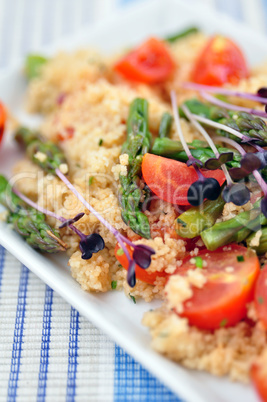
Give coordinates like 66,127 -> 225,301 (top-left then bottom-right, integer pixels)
0,0 -> 264,400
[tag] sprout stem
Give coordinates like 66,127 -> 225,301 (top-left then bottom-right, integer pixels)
182,82 -> 267,104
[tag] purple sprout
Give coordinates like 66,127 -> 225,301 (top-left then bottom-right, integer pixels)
55,168 -> 155,287
181,104 -> 250,207
171,91 -> 222,207
183,82 -> 267,105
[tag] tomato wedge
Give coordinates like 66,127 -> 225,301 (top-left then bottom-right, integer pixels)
191,35 -> 249,86
251,353 -> 267,402
0,101 -> 7,146
114,37 -> 175,84
141,153 -> 225,205
167,245 -> 260,330
114,243 -> 168,285
254,266 -> 267,329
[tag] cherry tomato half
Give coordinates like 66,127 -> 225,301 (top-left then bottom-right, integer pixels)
167,245 -> 260,330
141,153 -> 225,206
191,35 -> 249,86
0,101 -> 7,146
114,37 -> 175,84
254,266 -> 267,329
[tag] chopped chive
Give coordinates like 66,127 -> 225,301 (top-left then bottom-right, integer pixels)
111,280 -> 117,289
76,163 -> 81,168
129,294 -> 136,304
237,255 -> 244,262
177,218 -> 187,228
258,296 -> 264,305
117,248 -> 124,256
98,139 -> 103,146
195,256 -> 203,269
220,318 -> 228,327
118,264 -> 123,268
89,176 -> 94,185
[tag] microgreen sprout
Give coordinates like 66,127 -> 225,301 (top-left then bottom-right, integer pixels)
181,104 -> 249,206
214,136 -> 267,215
183,82 -> 267,105
55,168 -> 155,287
11,186 -> 105,260
171,91 -> 221,206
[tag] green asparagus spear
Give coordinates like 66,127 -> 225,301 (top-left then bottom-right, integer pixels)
201,198 -> 266,250
0,175 -> 66,252
152,137 -> 241,167
158,112 -> 173,138
165,27 -> 200,43
181,99 -> 267,145
15,126 -> 68,175
25,54 -> 48,80
175,195 -> 225,238
119,98 -> 152,239
246,226 -> 267,254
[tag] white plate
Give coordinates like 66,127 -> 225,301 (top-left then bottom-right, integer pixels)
0,0 -> 264,401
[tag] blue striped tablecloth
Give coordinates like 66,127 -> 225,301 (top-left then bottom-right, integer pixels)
0,0 -> 267,401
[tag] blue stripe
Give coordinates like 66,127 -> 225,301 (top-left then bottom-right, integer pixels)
0,246 -> 6,293
7,265 -> 29,402
114,345 -> 182,401
66,307 -> 79,402
37,285 -> 53,402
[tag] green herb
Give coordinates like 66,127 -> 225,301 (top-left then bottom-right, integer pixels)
89,176 -> 94,186
237,255 -> 244,262
111,281 -> 117,289
165,26 -> 199,43
98,139 -> 103,146
129,294 -> 136,304
117,248 -> 124,256
220,318 -> 228,327
195,256 -> 203,269
76,163 -> 81,168
258,296 -> 264,305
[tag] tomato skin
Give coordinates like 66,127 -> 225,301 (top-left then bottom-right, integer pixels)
168,245 -> 260,330
191,35 -> 249,86
0,101 -> 7,146
254,266 -> 267,329
141,153 -> 225,205
114,243 -> 168,285
251,362 -> 267,402
114,38 -> 175,84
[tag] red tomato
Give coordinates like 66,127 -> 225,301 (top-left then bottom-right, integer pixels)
0,101 -> 7,146
114,38 -> 175,84
251,359 -> 267,402
191,35 -> 249,86
56,126 -> 74,142
114,243 -> 168,285
141,153 -> 225,205
254,266 -> 267,329
168,245 -> 260,330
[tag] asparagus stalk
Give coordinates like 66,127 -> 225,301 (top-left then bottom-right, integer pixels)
175,195 -> 225,238
165,26 -> 199,43
152,137 -> 241,167
0,175 -> 66,252
158,112 -> 173,138
181,99 -> 267,145
15,126 -> 68,174
201,199 -> 266,250
119,98 -> 152,239
246,226 -> 267,254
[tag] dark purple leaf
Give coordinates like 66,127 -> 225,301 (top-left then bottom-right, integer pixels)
255,151 -> 267,169
222,183 -> 250,206
186,157 -> 203,168
257,87 -> 267,98
261,197 -> 267,218
80,233 -> 105,260
59,212 -> 85,229
133,245 -> 155,269
229,153 -> 262,180
187,178 -> 221,207
127,260 -> 136,287
204,152 -> 234,170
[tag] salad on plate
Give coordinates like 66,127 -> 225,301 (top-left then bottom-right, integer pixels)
1,26 -> 267,401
